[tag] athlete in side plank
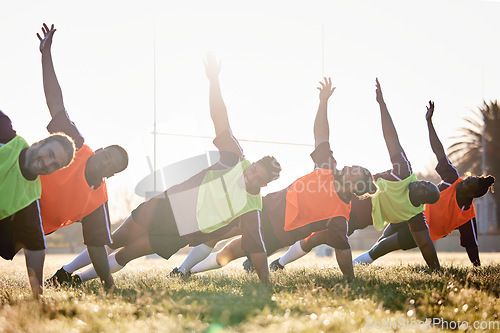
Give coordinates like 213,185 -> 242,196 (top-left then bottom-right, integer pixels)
35,24 -> 128,291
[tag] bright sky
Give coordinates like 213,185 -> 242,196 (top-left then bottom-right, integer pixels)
1,0 -> 499,203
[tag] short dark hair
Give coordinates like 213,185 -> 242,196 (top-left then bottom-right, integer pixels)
352,166 -> 378,197
255,156 -> 281,184
38,132 -> 76,167
107,144 -> 129,173
474,175 -> 495,198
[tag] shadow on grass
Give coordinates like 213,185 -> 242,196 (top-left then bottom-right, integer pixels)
271,264 -> 500,312
79,273 -> 278,327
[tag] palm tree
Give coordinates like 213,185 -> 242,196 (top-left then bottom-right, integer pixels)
448,100 -> 500,229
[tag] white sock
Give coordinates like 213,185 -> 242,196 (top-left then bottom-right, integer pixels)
108,252 -> 125,273
190,252 -> 221,273
63,249 -> 91,274
63,245 -> 116,274
178,244 -> 213,274
352,252 -> 374,265
279,241 -> 307,266
76,264 -> 98,282
77,253 -> 124,283
105,245 -> 114,255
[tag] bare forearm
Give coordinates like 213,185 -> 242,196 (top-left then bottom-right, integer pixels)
88,245 -> 114,290
465,246 -> 481,266
249,252 -> 270,284
41,50 -> 65,117
411,229 -> 441,270
314,100 -> 329,148
378,100 -> 403,156
25,249 -> 45,298
209,78 -> 230,136
375,79 -> 402,155
335,248 -> 354,279
427,120 -> 446,160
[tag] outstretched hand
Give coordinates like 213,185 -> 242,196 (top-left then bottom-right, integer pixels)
375,78 -> 384,104
37,23 -> 56,53
425,100 -> 435,121
317,77 -> 335,102
205,52 -> 221,81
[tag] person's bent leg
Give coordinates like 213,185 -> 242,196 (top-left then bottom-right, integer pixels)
62,245 -> 114,274
191,237 -> 245,273
353,226 -> 394,264
25,249 -> 45,298
77,235 -> 154,283
352,251 -> 374,265
376,223 -> 398,243
174,228 -> 242,275
354,223 -> 406,265
351,233 -> 400,265
301,231 -> 328,252
274,231 -> 329,269
77,252 -> 121,283
109,215 -> 148,249
176,243 -> 214,275
368,234 -> 401,261
274,240 -> 308,269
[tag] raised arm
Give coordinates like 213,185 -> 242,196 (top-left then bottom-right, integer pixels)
37,23 -> 65,118
375,78 -> 404,157
313,77 -> 335,148
425,101 -> 446,161
205,53 -> 230,137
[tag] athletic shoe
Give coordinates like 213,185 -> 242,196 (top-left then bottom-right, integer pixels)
45,267 -> 73,287
71,274 -> 82,287
169,267 -> 190,278
269,259 -> 284,271
242,258 -> 254,273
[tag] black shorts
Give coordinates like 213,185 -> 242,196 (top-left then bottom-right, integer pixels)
390,223 -> 417,251
260,211 -> 284,256
406,212 -> 429,232
263,213 -> 350,254
0,200 -> 46,260
132,196 -> 187,260
389,215 -> 429,251
81,202 -> 113,247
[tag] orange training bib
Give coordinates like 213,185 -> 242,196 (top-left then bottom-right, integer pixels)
284,169 -> 351,231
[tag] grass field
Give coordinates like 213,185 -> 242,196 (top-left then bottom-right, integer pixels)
1,251 -> 499,332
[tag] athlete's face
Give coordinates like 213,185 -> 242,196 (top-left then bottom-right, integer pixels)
409,181 -> 440,204
340,166 -> 365,191
26,140 -> 69,175
456,177 -> 480,198
87,146 -> 126,179
243,163 -> 269,191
